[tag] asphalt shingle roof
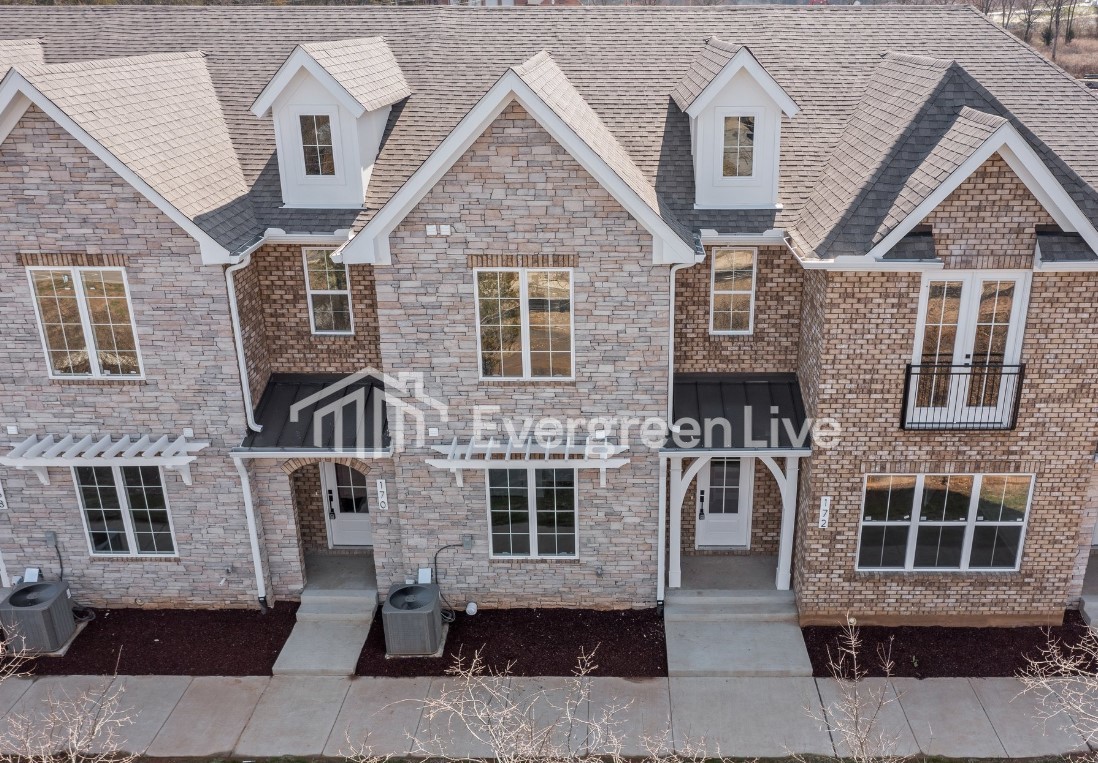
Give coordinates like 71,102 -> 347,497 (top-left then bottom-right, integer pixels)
297,37 -> 410,114
1,7 -> 1097,257
670,36 -> 743,113
0,39 -> 43,74
15,51 -> 254,250
1037,228 -> 1098,262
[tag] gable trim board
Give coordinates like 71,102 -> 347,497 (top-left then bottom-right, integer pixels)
338,65 -> 696,267
678,44 -> 800,119
252,47 -> 366,118
861,123 -> 1098,266
0,69 -> 231,265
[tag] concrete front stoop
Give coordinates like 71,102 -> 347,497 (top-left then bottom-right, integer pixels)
663,589 -> 814,678
272,554 -> 379,677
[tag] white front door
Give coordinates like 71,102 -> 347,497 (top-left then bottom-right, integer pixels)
320,462 -> 373,547
696,458 -> 753,548
907,272 -> 1029,428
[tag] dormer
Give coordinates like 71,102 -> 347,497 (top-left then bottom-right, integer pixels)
672,39 -> 798,210
252,37 -> 410,209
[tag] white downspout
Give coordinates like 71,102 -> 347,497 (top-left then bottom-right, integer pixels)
661,255 -> 704,606
233,455 -> 269,609
225,251 -> 263,433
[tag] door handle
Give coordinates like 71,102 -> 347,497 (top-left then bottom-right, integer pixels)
698,489 -> 705,520
327,489 -> 336,520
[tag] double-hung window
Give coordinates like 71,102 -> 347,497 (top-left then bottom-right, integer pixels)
857,473 -> 1033,572
28,267 -> 142,378
299,114 -> 336,176
487,468 -> 577,558
721,114 -> 756,178
73,466 -> 176,557
303,248 -> 353,334
710,247 -> 756,334
475,269 -> 573,379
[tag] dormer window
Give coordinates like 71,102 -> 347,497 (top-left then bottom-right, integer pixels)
300,114 -> 336,176
251,37 -> 410,209
672,39 -> 798,210
721,114 -> 756,179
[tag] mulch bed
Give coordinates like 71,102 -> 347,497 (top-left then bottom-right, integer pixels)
28,602 -> 298,676
802,609 -> 1092,679
356,607 -> 667,677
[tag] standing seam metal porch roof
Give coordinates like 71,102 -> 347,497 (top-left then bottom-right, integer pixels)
669,373 -> 809,451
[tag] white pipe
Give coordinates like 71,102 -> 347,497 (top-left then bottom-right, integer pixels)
233,455 -> 268,605
225,252 -> 263,433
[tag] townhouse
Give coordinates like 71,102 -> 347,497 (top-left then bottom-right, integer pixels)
0,6 -> 1095,626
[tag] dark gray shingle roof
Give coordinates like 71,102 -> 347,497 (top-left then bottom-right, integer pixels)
1036,228 -> 1098,262
2,7 -> 1097,257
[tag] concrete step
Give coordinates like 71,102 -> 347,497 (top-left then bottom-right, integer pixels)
300,587 -> 378,605
667,588 -> 796,602
296,599 -> 376,623
664,602 -> 797,623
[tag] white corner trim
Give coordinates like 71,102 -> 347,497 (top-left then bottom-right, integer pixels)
865,122 -> 1098,262
685,48 -> 800,120
251,48 -> 365,119
0,72 -> 231,265
340,70 -> 696,266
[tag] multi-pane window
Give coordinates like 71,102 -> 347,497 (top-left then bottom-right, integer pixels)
299,114 -> 336,176
710,247 -> 756,334
488,468 -> 577,558
333,463 -> 370,514
475,269 -> 573,379
708,459 -> 742,515
722,115 -> 755,178
74,466 -> 175,556
29,268 -> 142,378
857,473 -> 1032,572
303,248 -> 353,334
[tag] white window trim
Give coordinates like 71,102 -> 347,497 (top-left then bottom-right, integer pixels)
485,466 -> 579,560
911,270 -> 1031,367
72,465 -> 178,558
302,247 -> 355,336
473,267 -> 576,382
855,472 -> 1034,573
714,107 -> 762,184
708,246 -> 757,336
289,105 -> 344,185
26,266 -> 145,381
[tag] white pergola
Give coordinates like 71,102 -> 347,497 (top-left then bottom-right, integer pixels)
0,433 -> 210,486
425,435 -> 630,486
659,446 -> 810,601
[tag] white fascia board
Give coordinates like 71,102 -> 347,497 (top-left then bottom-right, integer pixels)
699,228 -> 789,247
865,123 -> 1098,262
685,49 -> 800,120
341,70 -> 695,266
798,257 -> 945,272
0,73 -> 231,265
251,48 -> 365,119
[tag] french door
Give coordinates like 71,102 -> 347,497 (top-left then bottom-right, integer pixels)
907,272 -> 1029,429
695,458 -> 753,548
319,462 -> 373,547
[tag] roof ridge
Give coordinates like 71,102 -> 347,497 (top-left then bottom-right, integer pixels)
301,35 -> 388,52
511,49 -> 553,76
957,105 -> 1007,128
881,51 -> 955,70
19,50 -> 204,76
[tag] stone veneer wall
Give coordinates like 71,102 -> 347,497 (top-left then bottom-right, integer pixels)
374,102 -> 667,609
675,245 -> 802,373
0,107 -> 257,607
793,159 -> 1098,625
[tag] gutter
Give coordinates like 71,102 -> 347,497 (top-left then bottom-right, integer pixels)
225,251 -> 263,434
232,455 -> 269,611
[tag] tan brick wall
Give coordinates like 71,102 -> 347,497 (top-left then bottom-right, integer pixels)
927,153 -> 1054,270
794,265 -> 1098,626
239,243 -> 382,379
676,245 -> 802,373
291,464 -> 328,552
0,106 -> 258,608
234,258 -> 272,405
376,102 -> 667,609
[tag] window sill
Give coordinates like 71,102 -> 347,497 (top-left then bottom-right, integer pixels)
488,556 -> 581,564
49,378 -> 147,386
88,555 -> 180,563
854,568 -> 1022,577
479,379 -> 577,388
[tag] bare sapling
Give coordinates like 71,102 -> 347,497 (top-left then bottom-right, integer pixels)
1019,620 -> 1098,754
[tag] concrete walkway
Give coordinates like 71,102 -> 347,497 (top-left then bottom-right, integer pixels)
0,674 -> 1089,758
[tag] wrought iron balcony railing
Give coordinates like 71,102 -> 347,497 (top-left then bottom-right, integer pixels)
901,363 -> 1025,431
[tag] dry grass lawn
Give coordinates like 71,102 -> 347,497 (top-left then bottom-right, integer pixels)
1012,15 -> 1098,79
